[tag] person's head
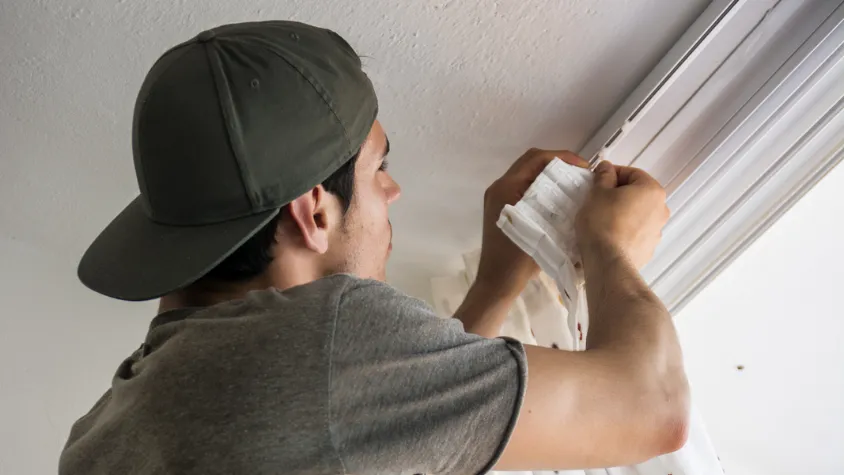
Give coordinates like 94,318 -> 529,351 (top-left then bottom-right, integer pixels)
76,21 -> 397,306
203,120 -> 399,288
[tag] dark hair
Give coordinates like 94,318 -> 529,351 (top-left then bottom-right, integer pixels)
202,152 -> 359,283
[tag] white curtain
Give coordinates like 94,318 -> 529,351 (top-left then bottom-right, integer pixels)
430,249 -> 725,475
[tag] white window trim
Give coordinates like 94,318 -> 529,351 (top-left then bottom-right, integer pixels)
581,0 -> 844,314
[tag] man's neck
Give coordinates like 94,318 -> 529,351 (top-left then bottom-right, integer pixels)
157,276 -> 268,313
157,246 -> 335,314
158,267 -> 323,313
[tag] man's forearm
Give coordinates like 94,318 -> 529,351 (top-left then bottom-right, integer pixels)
579,239 -> 690,452
581,239 -> 688,400
453,280 -> 518,338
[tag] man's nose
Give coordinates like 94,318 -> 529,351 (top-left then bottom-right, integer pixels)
386,175 -> 401,204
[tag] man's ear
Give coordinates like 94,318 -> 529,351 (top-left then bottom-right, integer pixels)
287,186 -> 335,254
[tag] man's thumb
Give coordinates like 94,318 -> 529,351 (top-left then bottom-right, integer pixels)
593,160 -> 617,188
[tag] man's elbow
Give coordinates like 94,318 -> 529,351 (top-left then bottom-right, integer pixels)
651,383 -> 691,456
655,406 -> 690,454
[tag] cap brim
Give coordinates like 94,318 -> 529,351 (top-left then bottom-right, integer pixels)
78,196 -> 280,301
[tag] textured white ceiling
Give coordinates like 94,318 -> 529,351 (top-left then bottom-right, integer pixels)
0,0 -> 709,298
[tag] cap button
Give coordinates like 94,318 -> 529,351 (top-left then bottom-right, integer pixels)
197,30 -> 216,43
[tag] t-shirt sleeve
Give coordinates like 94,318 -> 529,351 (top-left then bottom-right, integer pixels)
328,279 -> 527,475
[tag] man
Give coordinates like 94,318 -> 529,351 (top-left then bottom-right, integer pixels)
61,21 -> 689,474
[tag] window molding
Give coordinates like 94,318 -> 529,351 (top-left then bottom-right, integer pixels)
580,0 -> 844,313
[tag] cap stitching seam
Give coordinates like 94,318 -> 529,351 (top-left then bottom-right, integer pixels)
203,41 -> 263,210
247,36 -> 354,156
296,72 -> 352,156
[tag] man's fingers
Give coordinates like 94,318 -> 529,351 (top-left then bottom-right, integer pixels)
507,149 -> 588,179
612,165 -> 667,202
506,148 -> 552,175
592,161 -> 618,189
614,165 -> 659,188
555,151 -> 590,169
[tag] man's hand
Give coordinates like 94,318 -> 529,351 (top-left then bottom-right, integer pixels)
455,149 -> 589,337
576,161 -> 670,270
476,148 -> 590,298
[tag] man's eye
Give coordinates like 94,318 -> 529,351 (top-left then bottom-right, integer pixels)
379,159 -> 389,171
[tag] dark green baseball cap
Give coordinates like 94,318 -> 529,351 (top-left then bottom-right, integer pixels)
78,21 -> 378,301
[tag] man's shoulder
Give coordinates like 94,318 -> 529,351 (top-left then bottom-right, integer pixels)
327,274 -> 435,316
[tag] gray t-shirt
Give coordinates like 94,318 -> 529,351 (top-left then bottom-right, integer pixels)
60,274 -> 527,474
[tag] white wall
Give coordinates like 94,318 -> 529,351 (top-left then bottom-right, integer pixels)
676,161 -> 844,475
0,239 -> 154,474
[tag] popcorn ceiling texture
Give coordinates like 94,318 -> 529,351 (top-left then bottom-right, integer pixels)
0,0 -> 708,299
